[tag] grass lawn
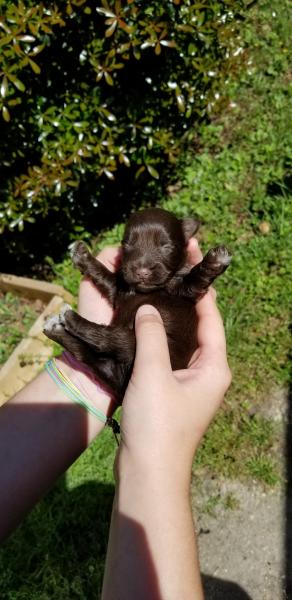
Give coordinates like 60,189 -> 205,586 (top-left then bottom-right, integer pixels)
0,1 -> 291,597
0,292 -> 45,366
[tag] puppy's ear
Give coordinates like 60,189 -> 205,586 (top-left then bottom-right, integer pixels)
181,217 -> 200,241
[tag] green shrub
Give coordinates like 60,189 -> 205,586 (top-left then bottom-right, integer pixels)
0,0 -> 248,236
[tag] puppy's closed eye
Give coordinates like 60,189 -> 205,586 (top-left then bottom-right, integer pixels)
161,244 -> 174,255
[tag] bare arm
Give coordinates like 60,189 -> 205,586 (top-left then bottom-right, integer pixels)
0,247 -> 118,541
102,240 -> 231,600
104,456 -> 202,600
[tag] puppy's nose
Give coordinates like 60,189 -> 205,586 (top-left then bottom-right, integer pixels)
136,267 -> 151,281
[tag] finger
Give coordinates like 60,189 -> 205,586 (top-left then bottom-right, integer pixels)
186,239 -> 222,360
187,237 -> 203,266
78,278 -> 113,323
78,246 -> 120,323
194,290 -> 227,358
96,246 -> 121,273
134,305 -> 172,376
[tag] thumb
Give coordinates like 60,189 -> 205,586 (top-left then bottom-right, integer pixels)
134,305 -> 172,376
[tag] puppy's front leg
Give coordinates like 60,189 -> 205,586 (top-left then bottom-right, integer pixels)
71,241 -> 117,305
179,246 -> 232,301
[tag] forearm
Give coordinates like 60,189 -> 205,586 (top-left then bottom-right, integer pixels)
102,460 -> 204,600
0,365 -> 115,541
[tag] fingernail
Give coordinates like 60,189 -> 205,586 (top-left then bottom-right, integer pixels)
136,304 -> 160,318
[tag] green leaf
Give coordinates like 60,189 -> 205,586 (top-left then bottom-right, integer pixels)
104,72 -> 114,85
146,164 -> 159,179
96,7 -> 116,18
119,153 -> 130,166
30,44 -> 45,56
2,106 -> 10,122
28,59 -> 41,74
160,40 -> 177,48
0,76 -> 8,99
17,35 -> 35,43
105,21 -> 117,37
133,48 -> 141,60
135,165 -> 146,179
104,169 -> 115,180
176,94 -> 185,112
155,43 -> 161,55
13,79 -> 26,92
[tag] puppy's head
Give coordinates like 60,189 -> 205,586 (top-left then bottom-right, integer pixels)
121,208 -> 199,291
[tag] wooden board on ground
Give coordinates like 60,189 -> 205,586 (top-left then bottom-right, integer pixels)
0,274 -> 73,406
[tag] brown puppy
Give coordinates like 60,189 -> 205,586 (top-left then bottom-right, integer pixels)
44,208 -> 231,400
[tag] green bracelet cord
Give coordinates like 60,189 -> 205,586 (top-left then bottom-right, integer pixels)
45,358 -> 120,442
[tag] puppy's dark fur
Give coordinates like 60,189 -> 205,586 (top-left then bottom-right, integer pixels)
44,208 -> 231,400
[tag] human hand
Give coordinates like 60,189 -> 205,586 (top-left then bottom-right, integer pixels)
118,239 -> 231,488
77,245 -> 121,324
58,246 -> 121,422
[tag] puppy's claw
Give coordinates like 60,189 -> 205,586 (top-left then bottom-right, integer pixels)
208,246 -> 232,267
70,240 -> 90,265
43,314 -> 62,334
59,303 -> 72,325
69,240 -> 80,260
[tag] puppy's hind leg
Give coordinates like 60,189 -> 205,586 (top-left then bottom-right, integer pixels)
60,305 -> 135,363
43,314 -> 126,399
43,314 -> 99,367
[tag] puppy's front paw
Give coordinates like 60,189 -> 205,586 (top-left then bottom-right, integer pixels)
70,240 -> 91,272
208,246 -> 232,268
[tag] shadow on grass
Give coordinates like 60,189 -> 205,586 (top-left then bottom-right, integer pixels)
0,476 -> 253,600
0,477 -> 115,599
0,401 -> 253,599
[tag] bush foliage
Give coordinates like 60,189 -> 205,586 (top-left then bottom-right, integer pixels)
0,0 -> 248,238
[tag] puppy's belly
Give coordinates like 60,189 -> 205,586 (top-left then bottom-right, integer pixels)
114,291 -> 197,370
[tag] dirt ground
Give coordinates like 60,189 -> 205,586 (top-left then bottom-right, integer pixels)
192,388 -> 291,600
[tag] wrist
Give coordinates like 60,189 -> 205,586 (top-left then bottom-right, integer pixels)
55,354 -> 117,440
116,444 -> 192,496
57,352 -> 112,403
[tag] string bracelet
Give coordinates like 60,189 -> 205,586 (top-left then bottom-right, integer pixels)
62,350 -> 119,407
45,358 -> 120,443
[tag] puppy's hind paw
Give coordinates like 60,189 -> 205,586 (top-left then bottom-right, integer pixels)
59,303 -> 73,325
43,314 -> 62,334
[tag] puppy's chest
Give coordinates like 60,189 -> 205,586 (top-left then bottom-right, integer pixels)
113,285 -> 195,333
113,289 -> 169,329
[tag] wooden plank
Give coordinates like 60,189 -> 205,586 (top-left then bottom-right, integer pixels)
0,295 -> 71,406
0,273 -> 73,303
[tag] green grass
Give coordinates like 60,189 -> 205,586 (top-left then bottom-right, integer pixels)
0,292 -> 42,365
52,0 -> 291,486
0,430 -> 117,600
0,1 -> 291,596
199,491 -> 240,517
173,0 -> 292,483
